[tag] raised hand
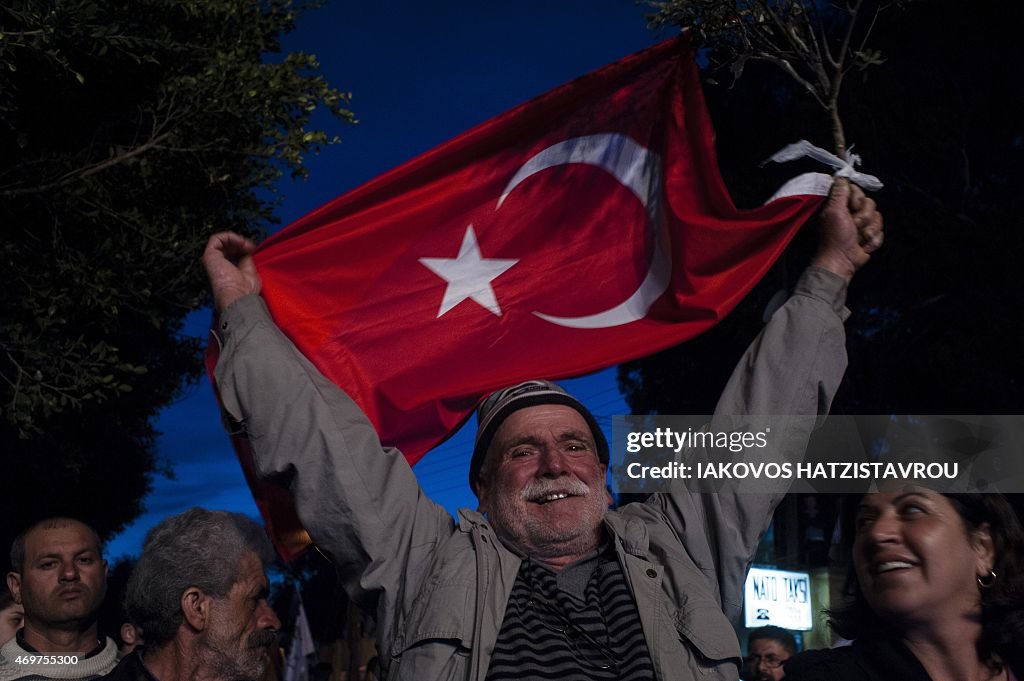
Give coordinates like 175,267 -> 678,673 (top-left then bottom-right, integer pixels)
811,179 -> 884,281
203,231 -> 261,313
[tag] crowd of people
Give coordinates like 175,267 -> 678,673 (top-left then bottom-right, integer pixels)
1,489 -> 1020,681
3,168 -> 1021,681
0,512 -> 283,681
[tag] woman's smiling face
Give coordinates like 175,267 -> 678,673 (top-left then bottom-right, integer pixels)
852,489 -> 994,625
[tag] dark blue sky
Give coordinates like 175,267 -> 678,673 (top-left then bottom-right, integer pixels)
106,1 -> 665,558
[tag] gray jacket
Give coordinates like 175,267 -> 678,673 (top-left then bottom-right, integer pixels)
214,267 -> 849,681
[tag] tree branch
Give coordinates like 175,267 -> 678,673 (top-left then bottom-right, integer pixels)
0,130 -> 173,198
753,51 -> 828,108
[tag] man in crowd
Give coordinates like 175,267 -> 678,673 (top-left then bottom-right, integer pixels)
114,624 -> 141,661
0,518 -> 118,680
100,508 -> 280,681
203,181 -> 882,680
746,626 -> 797,681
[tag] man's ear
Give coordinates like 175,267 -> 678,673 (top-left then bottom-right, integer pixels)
181,587 -> 211,632
602,465 -> 613,507
120,623 -> 139,646
972,522 -> 996,576
476,474 -> 491,514
6,573 -> 21,604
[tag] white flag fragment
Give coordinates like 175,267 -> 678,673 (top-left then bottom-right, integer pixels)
283,593 -> 316,681
766,139 -> 884,191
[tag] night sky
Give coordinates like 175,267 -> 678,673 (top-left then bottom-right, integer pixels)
106,1 -> 662,557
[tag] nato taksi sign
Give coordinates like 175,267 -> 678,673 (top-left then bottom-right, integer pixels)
743,567 -> 813,631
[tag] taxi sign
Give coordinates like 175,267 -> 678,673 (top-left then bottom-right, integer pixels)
743,567 -> 813,630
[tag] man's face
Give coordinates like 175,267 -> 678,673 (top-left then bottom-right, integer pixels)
747,638 -> 790,681
476,404 -> 609,560
200,551 -> 281,681
6,520 -> 107,630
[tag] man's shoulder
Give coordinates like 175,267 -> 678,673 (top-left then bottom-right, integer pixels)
604,499 -> 670,538
0,637 -> 28,680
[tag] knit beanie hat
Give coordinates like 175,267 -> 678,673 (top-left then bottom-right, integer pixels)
469,379 -> 609,494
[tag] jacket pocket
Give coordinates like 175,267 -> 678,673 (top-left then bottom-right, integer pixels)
390,583 -> 475,681
671,605 -> 742,679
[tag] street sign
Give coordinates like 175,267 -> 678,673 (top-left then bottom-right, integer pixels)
743,567 -> 813,631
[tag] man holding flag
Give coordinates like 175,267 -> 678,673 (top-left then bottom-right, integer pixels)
203,37 -> 882,681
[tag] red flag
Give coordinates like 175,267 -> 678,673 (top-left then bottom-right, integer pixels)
210,36 -> 828,558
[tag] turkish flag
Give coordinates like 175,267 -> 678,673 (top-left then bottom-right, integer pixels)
209,36 -> 829,559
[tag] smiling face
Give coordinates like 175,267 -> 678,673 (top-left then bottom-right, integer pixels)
852,489 -> 994,627
476,404 -> 610,563
200,551 -> 281,681
6,519 -> 107,633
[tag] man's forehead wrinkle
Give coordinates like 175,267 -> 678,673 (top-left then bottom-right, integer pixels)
33,542 -> 99,553
234,552 -> 268,593
28,537 -> 100,557
25,519 -> 103,556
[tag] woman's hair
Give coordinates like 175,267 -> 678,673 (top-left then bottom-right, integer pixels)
829,493 -> 1024,672
0,589 -> 14,612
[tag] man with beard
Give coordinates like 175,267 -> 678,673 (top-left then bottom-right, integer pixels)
0,517 -> 118,680
99,508 -> 281,681
204,182 -> 883,680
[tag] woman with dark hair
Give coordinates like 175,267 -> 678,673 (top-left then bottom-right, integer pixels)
785,490 -> 1024,681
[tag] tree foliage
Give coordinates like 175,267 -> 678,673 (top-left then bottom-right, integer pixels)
0,0 -> 353,546
621,0 -> 1024,418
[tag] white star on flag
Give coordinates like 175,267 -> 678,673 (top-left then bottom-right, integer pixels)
419,225 -> 518,317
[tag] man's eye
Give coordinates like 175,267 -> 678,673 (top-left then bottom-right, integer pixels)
510,449 -> 532,458
77,556 -> 94,565
39,561 -> 57,569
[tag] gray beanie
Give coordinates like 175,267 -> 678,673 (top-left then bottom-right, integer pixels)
469,379 -> 609,494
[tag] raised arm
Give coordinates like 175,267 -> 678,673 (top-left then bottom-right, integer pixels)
203,233 -> 455,632
648,180 -> 883,620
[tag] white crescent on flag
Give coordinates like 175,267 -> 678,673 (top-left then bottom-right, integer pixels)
497,133 -> 671,329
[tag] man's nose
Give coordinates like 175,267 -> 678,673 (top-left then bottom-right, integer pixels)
257,600 -> 281,631
536,447 -> 569,477
59,561 -> 79,581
